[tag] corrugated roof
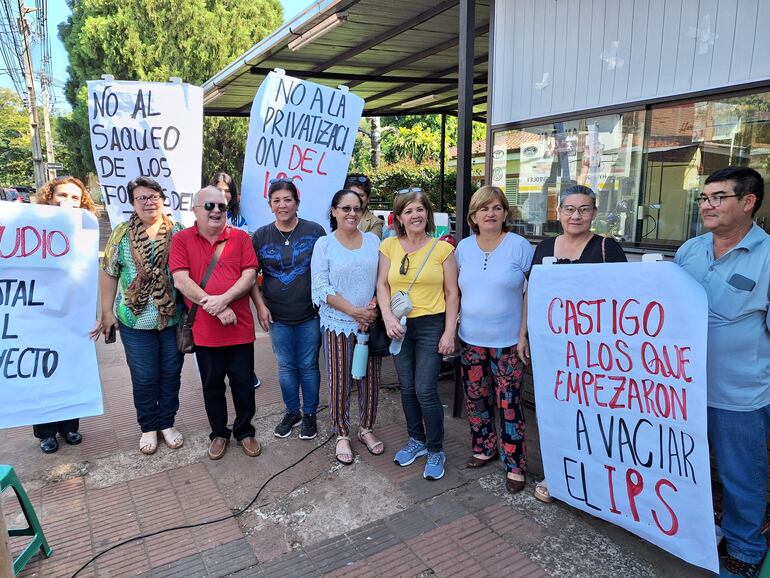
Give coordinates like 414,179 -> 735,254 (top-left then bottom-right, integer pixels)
202,0 -> 490,121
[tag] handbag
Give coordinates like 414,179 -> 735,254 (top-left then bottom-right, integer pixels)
176,240 -> 228,354
389,238 -> 439,318
368,315 -> 391,357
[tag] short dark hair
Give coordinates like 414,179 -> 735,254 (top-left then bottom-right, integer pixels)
267,179 -> 299,203
345,173 -> 371,197
705,166 -> 764,216
328,189 -> 362,231
209,172 -> 239,218
127,176 -> 164,203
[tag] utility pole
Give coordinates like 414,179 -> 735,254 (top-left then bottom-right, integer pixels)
40,73 -> 57,180
18,0 -> 46,188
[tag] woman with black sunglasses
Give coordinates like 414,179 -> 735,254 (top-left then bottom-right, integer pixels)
376,188 -> 459,481
311,189 -> 383,464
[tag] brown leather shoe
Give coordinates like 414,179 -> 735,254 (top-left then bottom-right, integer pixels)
466,451 -> 498,468
237,437 -> 262,457
506,475 -> 526,494
207,437 -> 229,460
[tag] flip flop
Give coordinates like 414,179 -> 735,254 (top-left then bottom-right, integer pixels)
160,427 -> 184,449
357,428 -> 385,455
335,436 -> 354,465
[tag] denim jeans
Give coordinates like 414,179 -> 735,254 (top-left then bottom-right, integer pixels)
393,313 -> 445,452
270,317 -> 321,415
119,323 -> 184,433
708,405 -> 770,564
33,419 -> 80,439
195,343 -> 256,440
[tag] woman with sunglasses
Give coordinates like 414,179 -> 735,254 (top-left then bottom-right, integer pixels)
311,189 -> 382,464
99,176 -> 186,455
518,184 -> 626,501
456,185 -> 534,493
345,173 -> 383,238
376,188 -> 459,480
251,179 -> 325,441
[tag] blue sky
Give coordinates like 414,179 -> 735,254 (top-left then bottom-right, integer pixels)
1,0 -> 311,112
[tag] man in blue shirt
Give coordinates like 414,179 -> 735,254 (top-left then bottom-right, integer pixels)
675,167 -> 770,578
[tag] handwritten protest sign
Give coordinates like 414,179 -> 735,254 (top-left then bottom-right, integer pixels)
87,79 -> 203,228
240,70 -> 364,231
0,203 -> 103,428
528,261 -> 717,572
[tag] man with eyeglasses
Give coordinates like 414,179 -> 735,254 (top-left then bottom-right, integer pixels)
675,167 -> 770,578
170,186 -> 261,461
345,173 -> 383,238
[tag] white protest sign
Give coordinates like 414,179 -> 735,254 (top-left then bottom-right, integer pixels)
240,70 -> 364,231
87,79 -> 203,228
528,261 -> 717,572
0,203 -> 103,428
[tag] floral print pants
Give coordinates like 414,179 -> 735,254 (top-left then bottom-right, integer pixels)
460,341 -> 526,474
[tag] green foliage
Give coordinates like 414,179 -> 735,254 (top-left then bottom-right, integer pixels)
59,0 -> 283,180
368,160 -> 457,212
384,125 -> 442,164
0,89 -> 33,187
202,116 -> 250,185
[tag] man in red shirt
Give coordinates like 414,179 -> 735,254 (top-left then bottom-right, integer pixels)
170,186 -> 260,460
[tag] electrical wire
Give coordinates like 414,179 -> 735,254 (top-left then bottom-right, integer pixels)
70,423 -> 333,577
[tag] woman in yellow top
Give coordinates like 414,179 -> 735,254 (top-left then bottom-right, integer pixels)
376,188 -> 459,480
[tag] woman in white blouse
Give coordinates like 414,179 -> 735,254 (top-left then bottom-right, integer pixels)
455,186 -> 534,493
311,189 -> 383,465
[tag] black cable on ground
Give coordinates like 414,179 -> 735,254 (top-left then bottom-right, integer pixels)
70,410 -> 333,577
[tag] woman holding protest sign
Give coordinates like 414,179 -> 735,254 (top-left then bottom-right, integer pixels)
456,186 -> 534,493
31,176 -> 97,453
99,176 -> 186,455
518,184 -> 626,502
251,179 -> 325,441
376,188 -> 458,481
311,189 -> 382,464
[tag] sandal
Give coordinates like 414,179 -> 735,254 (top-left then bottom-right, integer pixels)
160,427 -> 184,449
534,479 -> 554,503
335,436 -> 354,465
140,431 -> 158,455
357,428 -> 385,455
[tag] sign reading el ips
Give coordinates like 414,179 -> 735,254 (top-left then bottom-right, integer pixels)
87,79 -> 203,229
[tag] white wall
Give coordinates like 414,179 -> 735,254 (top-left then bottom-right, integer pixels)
491,0 -> 770,126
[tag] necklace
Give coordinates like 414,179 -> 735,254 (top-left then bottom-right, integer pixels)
276,224 -> 295,246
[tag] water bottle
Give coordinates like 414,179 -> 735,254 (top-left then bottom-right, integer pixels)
351,332 -> 369,379
388,316 -> 407,356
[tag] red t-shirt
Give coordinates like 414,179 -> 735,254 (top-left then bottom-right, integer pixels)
169,224 -> 258,347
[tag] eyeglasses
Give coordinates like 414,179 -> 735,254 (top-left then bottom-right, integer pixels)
397,187 -> 423,195
560,205 -> 594,216
196,202 -> 228,212
337,205 -> 363,214
269,178 -> 295,185
399,254 -> 410,275
697,193 -> 742,207
134,193 -> 162,203
345,175 -> 369,185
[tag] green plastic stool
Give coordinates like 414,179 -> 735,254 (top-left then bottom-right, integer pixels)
0,465 -> 52,575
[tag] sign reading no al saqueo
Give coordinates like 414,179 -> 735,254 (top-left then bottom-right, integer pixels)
87,79 -> 203,229
240,70 -> 364,232
528,261 -> 717,572
0,203 -> 103,428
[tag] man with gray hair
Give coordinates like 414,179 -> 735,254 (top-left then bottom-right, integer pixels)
170,186 -> 260,460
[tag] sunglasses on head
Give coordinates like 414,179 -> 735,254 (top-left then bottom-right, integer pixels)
397,187 -> 423,195
269,178 -> 295,185
198,202 -> 228,212
345,175 -> 369,185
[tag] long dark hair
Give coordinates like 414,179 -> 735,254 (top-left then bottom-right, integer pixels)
328,189 -> 361,231
209,172 -> 239,220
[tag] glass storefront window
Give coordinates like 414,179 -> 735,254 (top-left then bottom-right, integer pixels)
491,89 -> 770,248
491,111 -> 646,242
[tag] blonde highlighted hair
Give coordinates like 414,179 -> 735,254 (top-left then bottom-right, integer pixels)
392,189 -> 436,237
467,185 -> 515,234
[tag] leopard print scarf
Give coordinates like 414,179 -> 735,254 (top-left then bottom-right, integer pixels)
123,212 -> 177,329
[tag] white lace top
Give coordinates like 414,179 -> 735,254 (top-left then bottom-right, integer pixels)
311,231 -> 380,335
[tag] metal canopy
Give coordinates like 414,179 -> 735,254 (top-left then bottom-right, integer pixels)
202,0 -> 490,122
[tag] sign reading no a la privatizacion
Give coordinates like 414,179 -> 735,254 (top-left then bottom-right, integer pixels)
527,261 -> 717,572
87,79 -> 203,229
240,70 -> 364,231
0,204 -> 103,428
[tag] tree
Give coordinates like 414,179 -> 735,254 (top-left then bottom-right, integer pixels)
0,89 -> 33,187
58,0 -> 283,181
